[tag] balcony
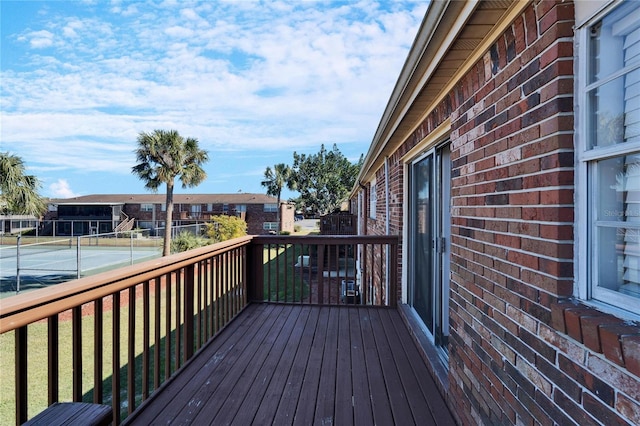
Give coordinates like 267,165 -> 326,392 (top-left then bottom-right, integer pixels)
1,235 -> 455,425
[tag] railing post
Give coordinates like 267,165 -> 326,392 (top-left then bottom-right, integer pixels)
247,241 -> 264,301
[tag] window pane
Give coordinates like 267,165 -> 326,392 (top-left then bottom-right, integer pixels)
588,2 -> 640,150
594,154 -> 640,302
595,226 -> 640,299
588,76 -> 627,149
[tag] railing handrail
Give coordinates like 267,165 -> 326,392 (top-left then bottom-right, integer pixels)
0,234 -> 400,333
0,235 -> 253,334
252,234 -> 399,245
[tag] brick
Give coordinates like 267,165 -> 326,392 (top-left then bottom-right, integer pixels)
616,392 -> 640,426
535,355 -> 581,402
550,302 -> 568,333
583,392 -> 627,425
554,389 -> 600,426
564,307 -> 596,342
539,2 -> 575,35
580,314 -> 624,353
621,335 -> 640,377
599,324 -> 640,367
540,323 -> 587,363
587,354 -> 640,401
558,354 -> 615,406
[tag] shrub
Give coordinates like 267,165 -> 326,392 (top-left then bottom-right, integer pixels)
206,215 -> 248,242
170,231 -> 209,253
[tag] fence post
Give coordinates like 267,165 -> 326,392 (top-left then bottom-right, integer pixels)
16,235 -> 21,294
77,236 -> 82,280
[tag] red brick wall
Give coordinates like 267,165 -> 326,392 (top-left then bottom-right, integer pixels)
447,2 -> 638,424
359,1 -> 640,424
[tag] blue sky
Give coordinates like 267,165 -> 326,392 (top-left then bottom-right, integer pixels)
1,0 -> 428,200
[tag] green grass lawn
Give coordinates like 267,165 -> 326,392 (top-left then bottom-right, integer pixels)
264,244 -> 310,302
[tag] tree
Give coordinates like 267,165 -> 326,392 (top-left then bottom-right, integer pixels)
132,130 -> 209,256
291,144 -> 362,216
0,152 -> 46,217
261,163 -> 294,224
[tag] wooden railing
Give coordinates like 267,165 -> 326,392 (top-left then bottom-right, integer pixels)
251,235 -> 399,306
0,234 -> 399,425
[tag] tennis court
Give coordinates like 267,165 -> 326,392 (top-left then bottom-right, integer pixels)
0,241 -> 162,298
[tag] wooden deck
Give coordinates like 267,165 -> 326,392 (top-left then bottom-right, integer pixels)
124,303 -> 455,425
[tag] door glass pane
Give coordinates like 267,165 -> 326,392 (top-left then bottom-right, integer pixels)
412,155 -> 433,332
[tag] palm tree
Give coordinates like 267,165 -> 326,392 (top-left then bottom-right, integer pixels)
0,152 -> 46,217
132,130 -> 209,256
261,163 -> 294,225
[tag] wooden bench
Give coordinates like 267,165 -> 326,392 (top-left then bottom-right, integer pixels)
23,402 -> 112,426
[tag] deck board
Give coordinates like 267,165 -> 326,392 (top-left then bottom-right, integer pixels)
124,303 -> 456,426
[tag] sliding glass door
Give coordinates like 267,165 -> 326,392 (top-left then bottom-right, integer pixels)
409,144 -> 451,355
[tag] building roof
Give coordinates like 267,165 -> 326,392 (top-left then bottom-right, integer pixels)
49,193 -> 279,205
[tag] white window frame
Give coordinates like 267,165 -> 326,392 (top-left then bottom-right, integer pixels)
264,203 -> 278,213
576,0 -> 640,318
141,203 -> 154,212
263,222 -> 278,231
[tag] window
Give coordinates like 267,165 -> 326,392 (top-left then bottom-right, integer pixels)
191,204 -> 201,214
223,204 -> 229,214
580,1 -> 640,314
235,204 -> 247,212
141,203 -> 154,212
369,179 -> 377,219
263,222 -> 278,231
264,204 -> 278,212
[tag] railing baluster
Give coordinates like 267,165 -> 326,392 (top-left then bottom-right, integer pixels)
215,255 -> 221,333
175,271 -> 182,369
112,292 -> 121,424
195,261 -> 202,350
143,281 -> 150,401
48,315 -> 59,406
317,244 -> 325,304
390,242 -> 398,307
16,326 -> 27,425
154,277 -> 161,390
184,264 -> 195,361
242,245 -> 248,307
165,273 -> 172,381
94,300 -> 103,403
128,287 -> 136,414
72,306 -> 82,402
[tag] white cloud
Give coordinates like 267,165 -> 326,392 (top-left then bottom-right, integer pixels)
24,30 -> 55,48
49,179 -> 79,198
1,1 -> 428,192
